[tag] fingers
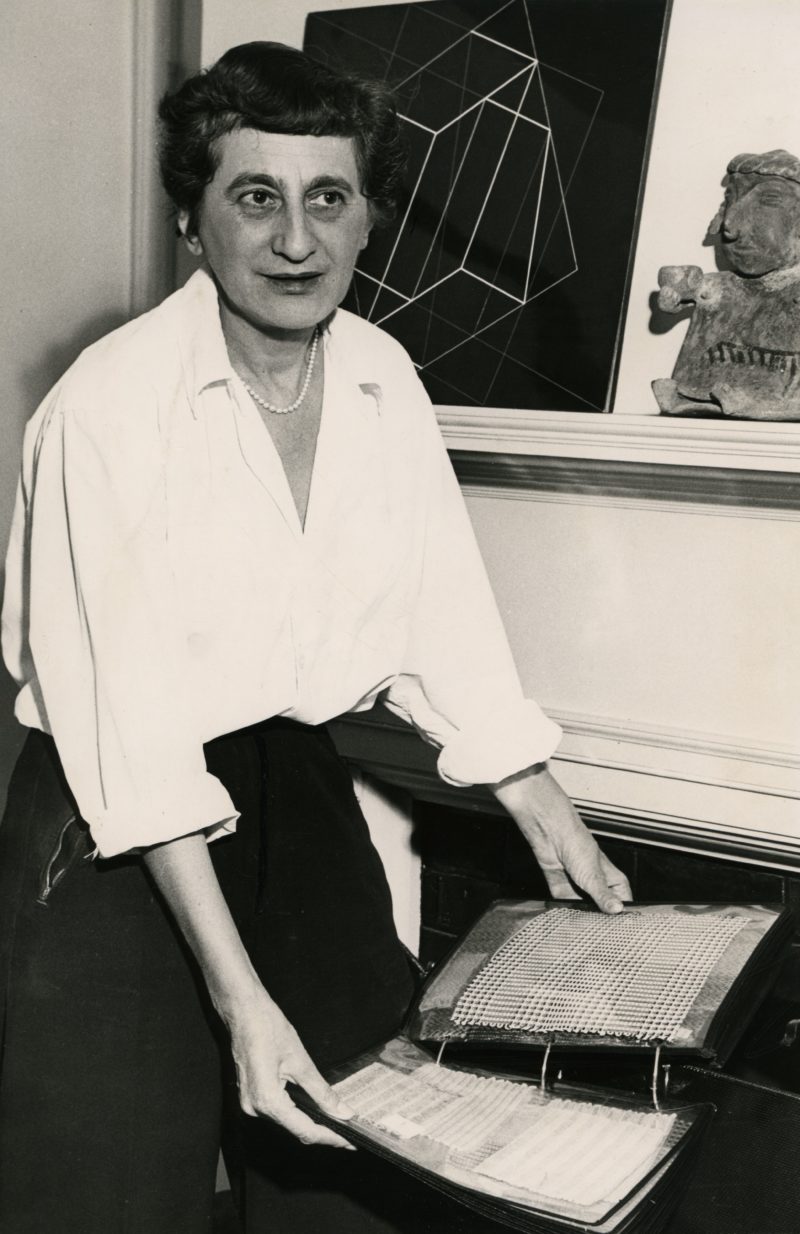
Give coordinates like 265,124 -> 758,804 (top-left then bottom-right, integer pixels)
528,826 -> 627,914
559,832 -> 626,914
239,1067 -> 356,1150
288,1052 -> 354,1124
268,1089 -> 355,1151
538,862 -> 581,901
235,1014 -> 356,1150
547,856 -> 623,914
578,860 -> 625,915
494,765 -> 632,914
600,851 -> 633,902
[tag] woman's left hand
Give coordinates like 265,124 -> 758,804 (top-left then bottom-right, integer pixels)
491,763 -> 632,913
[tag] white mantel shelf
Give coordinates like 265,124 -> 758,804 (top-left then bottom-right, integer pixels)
437,408 -> 800,472
437,409 -> 800,510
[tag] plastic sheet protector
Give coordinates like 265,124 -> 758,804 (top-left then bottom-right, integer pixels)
331,1040 -> 692,1226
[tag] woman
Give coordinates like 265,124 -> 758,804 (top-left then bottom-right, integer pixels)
0,42 -> 630,1233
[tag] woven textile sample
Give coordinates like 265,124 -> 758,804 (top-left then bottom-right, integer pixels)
452,908 -> 747,1042
335,1059 -> 676,1208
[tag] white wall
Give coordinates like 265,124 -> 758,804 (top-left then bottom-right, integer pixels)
0,2 -> 137,797
467,489 -> 800,746
202,0 -> 407,61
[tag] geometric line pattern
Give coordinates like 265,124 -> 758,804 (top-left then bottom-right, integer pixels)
350,0 -> 596,380
306,0 -> 670,411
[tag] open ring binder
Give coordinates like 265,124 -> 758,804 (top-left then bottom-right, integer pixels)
299,900 -> 793,1233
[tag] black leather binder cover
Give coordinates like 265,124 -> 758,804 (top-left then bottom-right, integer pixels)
665,1066 -> 800,1234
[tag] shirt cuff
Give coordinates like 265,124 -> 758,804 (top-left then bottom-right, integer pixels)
436,699 -> 563,787
88,771 -> 240,858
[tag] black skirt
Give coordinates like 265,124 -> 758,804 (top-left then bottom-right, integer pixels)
207,717 -> 415,1069
0,718 -> 415,1234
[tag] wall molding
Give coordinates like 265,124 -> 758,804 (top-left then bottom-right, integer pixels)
330,708 -> 800,872
437,408 -> 800,479
550,708 -> 800,784
451,451 -> 800,516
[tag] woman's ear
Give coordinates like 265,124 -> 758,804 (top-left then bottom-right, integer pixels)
178,209 -> 204,257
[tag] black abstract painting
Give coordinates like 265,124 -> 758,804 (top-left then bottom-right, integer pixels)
305,0 -> 671,412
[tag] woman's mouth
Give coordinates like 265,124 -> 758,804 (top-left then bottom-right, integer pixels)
264,272 -> 323,293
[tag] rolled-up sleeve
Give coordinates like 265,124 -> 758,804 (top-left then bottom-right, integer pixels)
382,380 -> 562,786
3,393 -> 238,857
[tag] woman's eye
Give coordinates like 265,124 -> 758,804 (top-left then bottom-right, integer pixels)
308,190 -> 346,215
241,188 -> 276,209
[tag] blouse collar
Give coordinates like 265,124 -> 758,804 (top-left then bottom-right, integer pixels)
176,267 -> 384,417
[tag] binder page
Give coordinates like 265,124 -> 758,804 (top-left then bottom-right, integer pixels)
332,1038 -> 692,1225
412,902 -> 785,1052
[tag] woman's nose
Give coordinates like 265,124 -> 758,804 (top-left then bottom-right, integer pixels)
271,204 -> 316,262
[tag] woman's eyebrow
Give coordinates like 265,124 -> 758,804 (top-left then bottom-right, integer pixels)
305,174 -> 358,194
224,171 -> 359,197
224,171 -> 280,196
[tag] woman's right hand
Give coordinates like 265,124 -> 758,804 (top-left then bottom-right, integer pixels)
142,833 -> 355,1150
227,989 -> 356,1149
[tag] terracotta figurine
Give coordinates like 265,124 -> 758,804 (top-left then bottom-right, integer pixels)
653,149 -> 800,420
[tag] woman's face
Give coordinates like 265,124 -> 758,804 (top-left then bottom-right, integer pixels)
181,128 -> 371,336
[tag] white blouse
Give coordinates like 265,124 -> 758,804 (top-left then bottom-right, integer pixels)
2,270 -> 561,857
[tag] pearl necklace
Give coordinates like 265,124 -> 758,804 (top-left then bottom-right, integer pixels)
241,327 -> 320,415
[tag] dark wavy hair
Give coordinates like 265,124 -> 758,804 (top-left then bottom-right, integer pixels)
158,41 -> 406,235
